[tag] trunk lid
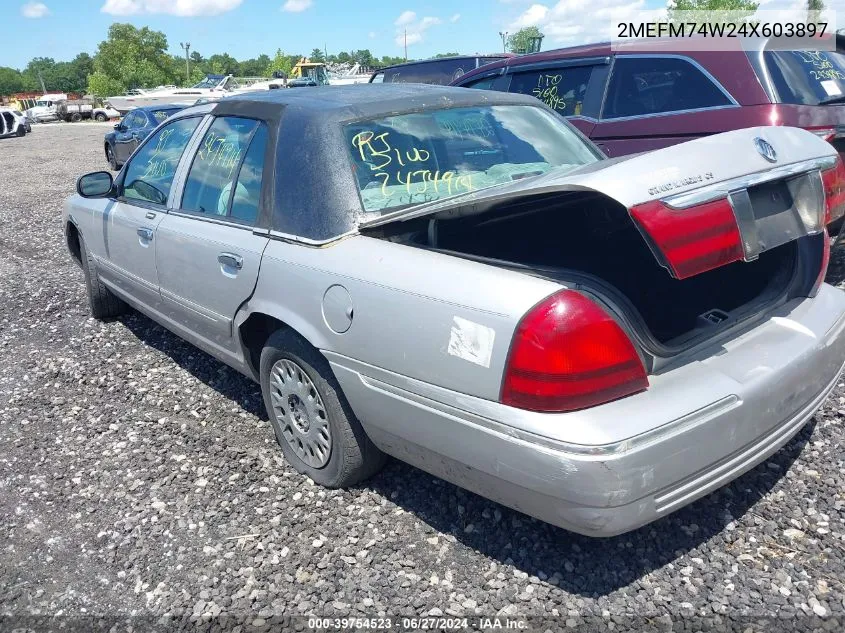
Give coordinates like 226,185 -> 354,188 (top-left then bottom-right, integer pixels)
364,126 -> 837,279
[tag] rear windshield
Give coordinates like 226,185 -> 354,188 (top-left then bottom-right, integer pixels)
764,50 -> 845,105
345,105 -> 600,214
151,109 -> 178,123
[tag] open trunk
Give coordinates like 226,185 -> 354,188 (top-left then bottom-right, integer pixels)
364,189 -> 825,357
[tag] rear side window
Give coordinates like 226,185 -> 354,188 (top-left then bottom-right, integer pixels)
383,59 -> 474,85
181,116 -> 266,224
508,65 -> 595,116
602,56 -> 732,119
370,72 -> 385,84
763,51 -> 845,105
122,117 -> 200,205
150,109 -> 177,124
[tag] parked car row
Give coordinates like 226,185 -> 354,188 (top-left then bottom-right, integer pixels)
67,84 -> 845,536
451,39 -> 845,164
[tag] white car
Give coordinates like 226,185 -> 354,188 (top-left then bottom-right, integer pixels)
0,107 -> 30,137
93,106 -> 121,122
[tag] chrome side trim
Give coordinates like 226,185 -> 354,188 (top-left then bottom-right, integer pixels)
663,156 -> 837,209
267,228 -> 356,247
599,103 -> 740,123
160,287 -> 226,324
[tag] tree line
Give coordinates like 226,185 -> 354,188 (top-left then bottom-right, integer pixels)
0,23 -> 428,98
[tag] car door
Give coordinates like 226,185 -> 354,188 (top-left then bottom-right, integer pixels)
115,111 -> 145,163
96,116 -> 203,310
1,111 -> 15,136
502,58 -> 609,138
590,55 -> 738,157
155,116 -> 270,354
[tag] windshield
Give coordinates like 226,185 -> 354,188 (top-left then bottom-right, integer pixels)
764,50 -> 845,105
192,76 -> 222,89
36,100 -> 49,107
346,105 -> 600,214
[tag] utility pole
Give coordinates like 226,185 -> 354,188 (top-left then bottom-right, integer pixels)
324,43 -> 328,61
37,70 -> 46,93
180,42 -> 191,84
404,29 -> 408,61
499,31 -> 509,53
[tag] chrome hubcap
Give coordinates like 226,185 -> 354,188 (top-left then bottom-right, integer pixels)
269,359 -> 331,468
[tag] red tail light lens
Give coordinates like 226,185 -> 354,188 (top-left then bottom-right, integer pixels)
629,198 -> 744,280
501,290 -> 648,413
821,157 -> 845,225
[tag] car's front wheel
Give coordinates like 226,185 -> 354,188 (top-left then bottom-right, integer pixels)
16,126 -> 25,137
95,113 -> 108,122
79,235 -> 127,319
259,329 -> 386,488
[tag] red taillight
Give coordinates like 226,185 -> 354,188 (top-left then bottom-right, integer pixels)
821,156 -> 845,225
804,126 -> 837,143
812,229 -> 831,296
501,290 -> 648,413
629,198 -> 744,280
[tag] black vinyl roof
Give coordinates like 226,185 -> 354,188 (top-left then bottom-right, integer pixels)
173,84 -> 551,241
211,83 -> 538,121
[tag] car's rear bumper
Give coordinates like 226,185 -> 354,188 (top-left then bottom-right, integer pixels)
328,284 -> 845,536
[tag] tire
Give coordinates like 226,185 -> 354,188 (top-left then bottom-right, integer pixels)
259,329 -> 386,488
95,113 -> 108,122
106,144 -> 119,171
79,234 -> 127,319
16,126 -> 25,137
70,112 -> 82,123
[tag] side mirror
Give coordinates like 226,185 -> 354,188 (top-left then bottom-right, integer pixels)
77,171 -> 114,198
114,122 -> 125,131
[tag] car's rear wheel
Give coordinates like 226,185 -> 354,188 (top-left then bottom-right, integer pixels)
259,329 -> 386,488
16,126 -> 25,137
95,113 -> 108,122
79,235 -> 127,319
70,113 -> 82,123
106,144 -> 119,171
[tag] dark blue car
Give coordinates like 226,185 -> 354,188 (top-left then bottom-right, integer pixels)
104,104 -> 185,170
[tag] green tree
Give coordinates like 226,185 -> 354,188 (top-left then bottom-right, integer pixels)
0,67 -> 24,96
350,49 -> 374,67
208,53 -> 239,75
87,71 -> 127,98
238,55 -> 271,77
807,0 -> 824,23
21,57 -> 56,91
89,23 -> 176,94
666,0 -> 759,22
507,27 -> 544,54
310,48 -> 326,63
266,49 -> 294,77
336,51 -> 352,64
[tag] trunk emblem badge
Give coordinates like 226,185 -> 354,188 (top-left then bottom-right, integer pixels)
754,137 -> 777,163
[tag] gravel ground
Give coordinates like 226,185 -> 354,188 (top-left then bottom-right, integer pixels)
1,123 -> 845,632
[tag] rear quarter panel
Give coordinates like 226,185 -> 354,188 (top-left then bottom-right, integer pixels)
246,235 -> 562,401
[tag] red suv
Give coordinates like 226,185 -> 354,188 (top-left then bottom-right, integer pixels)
452,38 -> 845,161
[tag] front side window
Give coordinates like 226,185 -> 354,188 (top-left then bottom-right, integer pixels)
124,111 -> 145,128
346,105 -> 600,214
122,117 -> 200,206
370,72 -> 385,84
763,51 -> 845,105
508,65 -> 594,116
602,56 -> 732,119
180,117 -> 262,220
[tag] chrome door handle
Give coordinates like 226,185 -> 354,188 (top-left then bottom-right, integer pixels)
137,227 -> 154,240
218,252 -> 243,269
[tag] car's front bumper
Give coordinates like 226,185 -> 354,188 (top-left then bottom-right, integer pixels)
329,284 -> 845,536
